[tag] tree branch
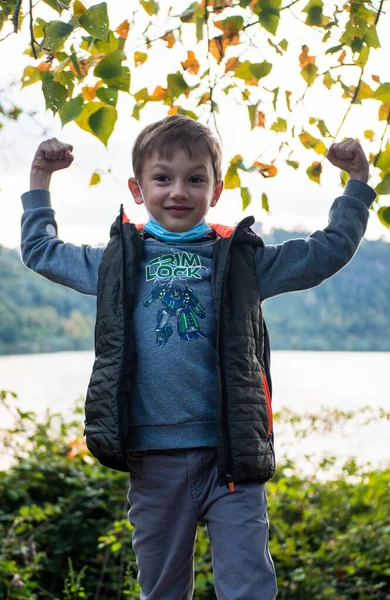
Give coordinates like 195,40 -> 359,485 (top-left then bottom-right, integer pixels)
12,0 -> 22,33
29,0 -> 38,59
375,0 -> 385,25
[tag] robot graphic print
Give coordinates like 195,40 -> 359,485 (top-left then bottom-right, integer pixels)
144,250 -> 208,348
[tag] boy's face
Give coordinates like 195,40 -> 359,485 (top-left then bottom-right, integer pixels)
128,147 -> 223,232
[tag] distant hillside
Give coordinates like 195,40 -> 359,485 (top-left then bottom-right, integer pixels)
0,232 -> 389,354
262,230 -> 390,351
0,246 -> 96,355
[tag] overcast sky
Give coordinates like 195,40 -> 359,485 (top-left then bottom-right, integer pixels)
1,0 -> 390,249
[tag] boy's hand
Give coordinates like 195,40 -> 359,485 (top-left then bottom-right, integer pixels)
30,138 -> 74,190
326,138 -> 369,184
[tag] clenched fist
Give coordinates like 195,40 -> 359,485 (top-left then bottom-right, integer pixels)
30,137 -> 74,190
32,137 -> 74,173
326,138 -> 369,183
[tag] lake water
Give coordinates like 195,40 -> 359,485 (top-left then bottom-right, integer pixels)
1,350 -> 389,477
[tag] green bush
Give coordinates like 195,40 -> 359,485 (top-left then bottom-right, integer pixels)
0,391 -> 389,599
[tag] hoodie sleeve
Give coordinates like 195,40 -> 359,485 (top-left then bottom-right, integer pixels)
21,189 -> 105,296
254,179 -> 377,301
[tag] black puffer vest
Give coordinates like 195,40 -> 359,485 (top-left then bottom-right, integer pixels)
85,208 -> 275,491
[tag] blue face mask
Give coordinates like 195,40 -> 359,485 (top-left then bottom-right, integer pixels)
138,183 -> 212,242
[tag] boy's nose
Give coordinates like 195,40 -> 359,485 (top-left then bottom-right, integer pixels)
170,181 -> 188,200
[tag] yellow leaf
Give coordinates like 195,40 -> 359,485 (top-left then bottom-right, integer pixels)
82,81 -> 102,101
225,57 -> 240,72
257,111 -> 266,127
149,86 -> 167,101
134,51 -> 147,67
338,49 -> 347,64
181,51 -> 200,75
209,36 -> 224,63
89,172 -> 101,186
299,45 -> 315,69
372,74 -> 381,83
379,103 -> 390,121
364,130 -> 375,141
224,164 -> 241,189
162,31 -> 175,48
73,0 -> 87,17
168,105 -> 179,115
197,92 -> 210,105
252,161 -> 278,178
36,61 -> 52,72
115,20 -> 130,40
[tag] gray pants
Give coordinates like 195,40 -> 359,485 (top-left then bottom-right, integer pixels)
127,447 -> 278,599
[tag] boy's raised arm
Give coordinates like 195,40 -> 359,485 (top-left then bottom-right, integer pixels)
21,138 -> 105,296
255,139 -> 377,301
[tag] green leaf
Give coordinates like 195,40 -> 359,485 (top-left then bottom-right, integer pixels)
375,145 -> 390,172
94,50 -> 123,79
286,160 -> 299,169
355,45 -> 370,67
79,2 -> 109,41
102,67 -> 130,92
176,107 -> 198,120
373,84 -> 390,103
255,0 -> 281,36
317,119 -> 331,137
248,103 -> 259,130
134,88 -> 149,104
306,161 -> 322,184
224,165 -> 241,190
325,44 -> 343,54
89,106 -> 117,146
140,0 -> 159,15
270,87 -> 279,111
22,66 -> 42,87
94,31 -> 119,54
34,17 -> 47,39
59,95 -> 84,125
377,206 -> 390,227
301,64 -> 318,86
42,79 -> 67,113
303,0 -> 324,26
167,72 -> 190,100
54,71 -> 75,98
196,16 -> 204,43
363,25 -> 380,49
95,87 -> 118,107
279,38 -> 288,51
262,192 -> 270,213
42,21 -> 73,51
270,117 -> 287,132
234,60 -> 272,83
75,101 -> 111,140
375,174 -> 390,196
241,187 -> 251,210
43,0 -> 71,13
323,71 -> 335,90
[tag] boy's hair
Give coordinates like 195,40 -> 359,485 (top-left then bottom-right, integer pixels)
132,114 -> 222,183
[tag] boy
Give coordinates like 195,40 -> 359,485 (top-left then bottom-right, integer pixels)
21,115 -> 375,599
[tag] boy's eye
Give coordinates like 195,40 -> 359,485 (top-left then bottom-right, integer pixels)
155,175 -> 170,182
189,176 -> 204,184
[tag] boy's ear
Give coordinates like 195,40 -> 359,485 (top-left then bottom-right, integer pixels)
128,177 -> 143,205
210,180 -> 224,208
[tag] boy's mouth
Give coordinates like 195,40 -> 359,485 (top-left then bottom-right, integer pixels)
164,206 -> 193,217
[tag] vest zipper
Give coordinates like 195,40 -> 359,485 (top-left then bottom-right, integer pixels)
260,368 -> 273,437
116,204 -> 128,459
219,318 -> 235,493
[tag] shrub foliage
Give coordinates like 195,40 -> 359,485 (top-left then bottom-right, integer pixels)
0,390 -> 389,599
